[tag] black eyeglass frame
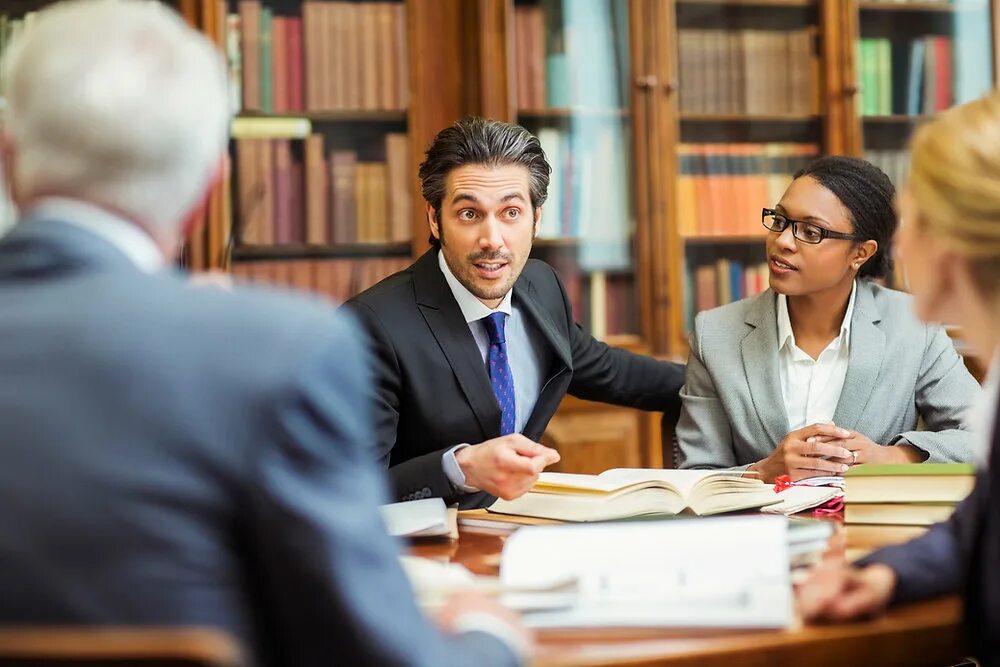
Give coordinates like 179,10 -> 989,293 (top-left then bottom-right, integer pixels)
761,207 -> 861,244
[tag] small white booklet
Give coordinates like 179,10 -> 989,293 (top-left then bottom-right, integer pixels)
499,515 -> 793,629
379,498 -> 456,538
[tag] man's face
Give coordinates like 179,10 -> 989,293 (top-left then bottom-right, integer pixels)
429,164 -> 539,308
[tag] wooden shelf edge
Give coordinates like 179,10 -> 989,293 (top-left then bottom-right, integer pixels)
233,243 -> 412,261
236,110 -> 407,123
517,107 -> 629,119
678,0 -> 812,6
861,114 -> 936,123
683,234 -> 768,244
858,1 -> 982,12
680,113 -> 821,123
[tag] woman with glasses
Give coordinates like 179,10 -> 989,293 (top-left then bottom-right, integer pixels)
798,93 -> 1000,665
674,155 -> 979,482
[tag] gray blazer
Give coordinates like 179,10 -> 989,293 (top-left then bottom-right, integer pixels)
0,218 -> 517,667
676,281 -> 980,469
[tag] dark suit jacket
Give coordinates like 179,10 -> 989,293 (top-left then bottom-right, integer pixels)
0,219 -> 517,667
861,395 -> 1000,665
347,249 -> 685,507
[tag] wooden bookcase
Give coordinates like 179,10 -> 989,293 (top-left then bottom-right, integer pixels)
2,0 -> 994,472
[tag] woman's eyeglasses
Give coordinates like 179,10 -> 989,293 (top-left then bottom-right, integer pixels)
762,208 -> 859,245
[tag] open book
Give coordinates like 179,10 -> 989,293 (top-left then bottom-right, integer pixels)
489,468 -> 780,521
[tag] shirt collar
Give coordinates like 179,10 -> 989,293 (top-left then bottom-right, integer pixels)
776,280 -> 857,353
438,249 -> 512,323
24,197 -> 165,273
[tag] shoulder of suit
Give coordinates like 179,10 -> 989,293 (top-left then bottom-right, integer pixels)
863,281 -> 926,332
180,277 -> 344,340
694,293 -> 759,332
346,264 -> 416,310
520,257 -> 560,286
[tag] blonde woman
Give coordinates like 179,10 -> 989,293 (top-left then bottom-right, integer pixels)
798,93 -> 1000,664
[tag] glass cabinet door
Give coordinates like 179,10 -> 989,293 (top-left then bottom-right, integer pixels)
851,0 -> 994,287
513,0 -> 638,343
854,0 -> 994,187
668,0 -> 824,337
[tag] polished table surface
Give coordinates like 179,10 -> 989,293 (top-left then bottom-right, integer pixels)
410,520 -> 966,667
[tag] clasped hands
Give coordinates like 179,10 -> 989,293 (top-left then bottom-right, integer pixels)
752,422 -> 921,483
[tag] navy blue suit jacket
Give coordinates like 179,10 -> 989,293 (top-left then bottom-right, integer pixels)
0,218 -> 517,667
862,395 -> 1000,664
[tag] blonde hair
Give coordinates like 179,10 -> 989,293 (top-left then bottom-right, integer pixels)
908,92 -> 1000,302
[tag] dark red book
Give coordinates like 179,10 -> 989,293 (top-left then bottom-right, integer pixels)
287,17 -> 304,112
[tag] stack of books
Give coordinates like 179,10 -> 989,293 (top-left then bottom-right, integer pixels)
844,463 -> 976,550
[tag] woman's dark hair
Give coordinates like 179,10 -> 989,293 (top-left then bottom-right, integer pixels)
418,117 -> 551,247
793,155 -> 896,280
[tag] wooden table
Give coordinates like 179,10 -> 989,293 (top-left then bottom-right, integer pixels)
411,521 -> 966,667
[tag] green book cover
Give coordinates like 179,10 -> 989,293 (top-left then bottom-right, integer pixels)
876,38 -> 892,116
844,463 -> 976,477
259,7 -> 272,114
862,39 -> 879,116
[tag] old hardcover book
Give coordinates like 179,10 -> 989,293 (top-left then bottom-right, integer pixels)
489,469 -> 779,522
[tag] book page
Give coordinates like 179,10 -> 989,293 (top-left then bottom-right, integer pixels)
598,468 -> 745,499
500,516 -> 792,628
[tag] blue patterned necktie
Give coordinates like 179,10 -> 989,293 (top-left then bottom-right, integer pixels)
483,312 -> 516,436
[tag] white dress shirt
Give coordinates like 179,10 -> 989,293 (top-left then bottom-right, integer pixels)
25,197 -> 165,273
437,250 -> 546,490
777,281 -> 857,432
971,350 -> 1000,467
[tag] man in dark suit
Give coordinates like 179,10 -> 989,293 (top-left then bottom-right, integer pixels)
348,117 -> 685,507
0,3 -> 525,665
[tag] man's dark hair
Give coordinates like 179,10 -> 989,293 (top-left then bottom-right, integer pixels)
418,117 -> 551,247
793,155 -> 897,280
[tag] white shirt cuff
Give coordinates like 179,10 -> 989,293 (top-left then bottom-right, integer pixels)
442,444 -> 480,493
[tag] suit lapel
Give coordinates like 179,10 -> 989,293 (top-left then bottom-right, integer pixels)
514,275 -> 572,437
741,291 -> 790,446
513,277 -> 572,371
832,282 -> 885,431
412,250 -> 500,439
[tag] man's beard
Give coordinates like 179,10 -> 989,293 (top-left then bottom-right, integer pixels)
448,247 -> 518,301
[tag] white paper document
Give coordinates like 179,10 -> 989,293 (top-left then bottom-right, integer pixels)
379,498 -> 452,538
499,515 -> 792,629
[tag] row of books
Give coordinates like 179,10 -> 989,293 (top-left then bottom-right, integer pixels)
512,4 -> 628,111
233,1 -> 408,114
232,257 -> 409,304
549,265 -> 636,340
856,37 -> 955,116
864,149 -> 910,188
677,29 -> 819,115
843,464 -> 974,551
235,133 -> 411,247
676,143 -> 821,238
686,260 -> 769,328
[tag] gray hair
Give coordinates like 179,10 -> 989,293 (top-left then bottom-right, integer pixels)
1,0 -> 231,235
419,117 -> 550,245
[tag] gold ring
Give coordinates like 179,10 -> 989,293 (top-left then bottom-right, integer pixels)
851,450 -> 858,465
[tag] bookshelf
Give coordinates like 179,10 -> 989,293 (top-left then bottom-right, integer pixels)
843,0 -> 996,289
